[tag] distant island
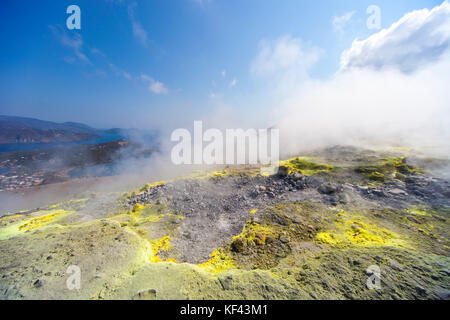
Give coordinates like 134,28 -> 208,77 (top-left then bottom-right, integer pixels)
0,115 -> 159,191
0,115 -> 102,144
0,115 -> 159,154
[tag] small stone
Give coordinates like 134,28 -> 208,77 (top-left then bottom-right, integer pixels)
291,172 -> 304,181
353,259 -> 362,266
267,192 -> 276,198
219,275 -> 233,290
431,274 -> 440,280
318,183 -> 338,195
339,193 -> 351,204
306,176 -> 323,188
132,289 -> 157,300
231,237 -> 246,252
391,293 -> 401,300
416,286 -> 427,296
389,188 -> 408,196
278,166 -> 289,178
265,236 -> 275,244
343,284 -> 353,293
33,279 -> 44,288
440,269 -> 450,276
280,236 -> 289,244
389,260 -> 404,272
295,180 -> 306,189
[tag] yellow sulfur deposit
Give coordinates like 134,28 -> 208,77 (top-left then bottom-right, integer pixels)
141,181 -> 165,191
18,210 -> 73,232
130,203 -> 146,216
232,221 -> 275,246
316,213 -> 403,247
198,249 -> 235,273
403,206 -> 433,217
0,214 -> 23,221
0,210 -> 72,240
316,232 -> 339,245
148,236 -> 174,263
355,156 -> 423,183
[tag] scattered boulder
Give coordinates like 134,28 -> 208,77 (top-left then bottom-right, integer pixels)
231,237 -> 246,252
295,180 -> 306,190
389,260 -> 404,272
278,166 -> 289,178
339,192 -> 351,204
415,286 -> 427,296
219,275 -> 233,290
291,172 -> 305,181
318,183 -> 338,195
389,188 -> 408,196
33,279 -> 44,288
305,176 -> 323,188
258,185 -> 267,192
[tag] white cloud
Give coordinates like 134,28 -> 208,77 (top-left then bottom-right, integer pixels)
109,63 -> 132,80
149,81 -> 168,94
50,25 -> 90,64
141,74 -> 168,95
91,47 -> 106,57
128,2 -> 149,46
140,74 -> 152,82
250,35 -> 323,94
122,71 -> 132,80
229,78 -> 237,88
341,1 -> 450,73
266,2 -> 450,158
221,69 -> 227,77
333,10 -> 356,34
277,58 -> 450,157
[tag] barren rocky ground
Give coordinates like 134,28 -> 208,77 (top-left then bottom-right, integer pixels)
0,146 -> 449,300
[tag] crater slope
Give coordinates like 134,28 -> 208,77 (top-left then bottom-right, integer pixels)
1,146 -> 449,300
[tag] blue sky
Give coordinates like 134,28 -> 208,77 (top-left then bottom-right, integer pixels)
0,0 -> 443,129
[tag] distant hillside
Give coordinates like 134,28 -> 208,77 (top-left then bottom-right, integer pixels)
0,116 -> 100,144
